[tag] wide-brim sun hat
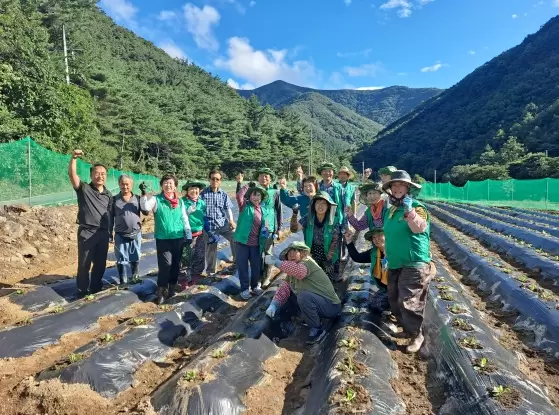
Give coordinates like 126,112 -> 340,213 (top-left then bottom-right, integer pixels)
182,180 -> 206,191
279,241 -> 311,260
358,181 -> 382,194
316,162 -> 337,175
338,166 -> 354,180
312,191 -> 338,207
246,184 -> 269,201
382,170 -> 422,192
255,168 -> 276,182
364,228 -> 384,241
378,166 -> 397,176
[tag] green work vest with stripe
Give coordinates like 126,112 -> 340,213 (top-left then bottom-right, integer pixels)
286,257 -> 341,305
342,182 -> 355,208
304,215 -> 339,264
234,202 -> 269,253
182,197 -> 206,233
261,187 -> 279,233
154,193 -> 185,240
382,200 -> 431,269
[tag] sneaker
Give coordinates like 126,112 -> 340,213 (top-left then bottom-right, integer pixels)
240,289 -> 252,300
406,333 -> 425,353
251,286 -> 264,296
306,327 -> 326,344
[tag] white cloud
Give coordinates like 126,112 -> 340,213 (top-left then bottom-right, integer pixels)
344,63 -> 383,77
158,41 -> 187,60
225,0 -> 247,14
512,14 -> 518,18
215,37 -> 318,87
355,86 -> 385,90
380,0 -> 412,17
418,0 -> 434,4
227,78 -> 255,90
336,48 -> 373,58
99,0 -> 138,23
420,61 -> 448,72
468,50 -> 476,55
158,10 -> 176,21
184,4 -> 220,51
250,1 -> 256,5
553,0 -> 559,7
345,0 -> 352,5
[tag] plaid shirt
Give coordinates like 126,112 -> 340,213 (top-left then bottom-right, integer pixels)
200,187 -> 233,231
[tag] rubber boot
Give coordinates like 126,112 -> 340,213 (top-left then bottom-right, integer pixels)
117,264 -> 127,285
261,264 -> 273,288
130,262 -> 139,282
168,284 -> 176,298
406,333 -> 425,353
156,287 -> 168,305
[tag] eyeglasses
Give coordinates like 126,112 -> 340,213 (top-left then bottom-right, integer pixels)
210,177 -> 221,182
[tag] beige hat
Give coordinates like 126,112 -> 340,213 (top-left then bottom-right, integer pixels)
338,166 -> 354,179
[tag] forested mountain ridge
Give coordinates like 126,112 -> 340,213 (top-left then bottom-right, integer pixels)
355,15 -> 559,183
0,0 -> 318,178
238,81 -> 442,126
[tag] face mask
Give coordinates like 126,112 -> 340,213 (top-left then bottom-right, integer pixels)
389,194 -> 407,206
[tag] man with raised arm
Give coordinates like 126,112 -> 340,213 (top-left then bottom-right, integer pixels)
68,150 -> 112,298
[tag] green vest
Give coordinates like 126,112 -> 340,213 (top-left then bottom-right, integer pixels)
182,197 -> 205,233
304,215 -> 339,263
261,187 -> 278,233
320,181 -> 344,225
382,200 -> 431,269
342,182 -> 355,208
234,202 -> 268,253
286,257 -> 341,304
154,194 -> 185,240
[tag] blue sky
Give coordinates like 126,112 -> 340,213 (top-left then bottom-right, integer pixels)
99,0 -> 559,90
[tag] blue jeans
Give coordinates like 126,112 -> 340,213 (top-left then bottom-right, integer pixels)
114,233 -> 142,264
236,242 -> 261,291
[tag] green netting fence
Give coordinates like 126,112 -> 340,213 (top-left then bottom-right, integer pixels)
421,179 -> 559,211
0,137 -> 288,206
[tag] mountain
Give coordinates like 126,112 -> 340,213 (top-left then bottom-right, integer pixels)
354,16 -> 559,181
238,81 -> 442,126
0,0 -> 311,178
283,92 -> 383,150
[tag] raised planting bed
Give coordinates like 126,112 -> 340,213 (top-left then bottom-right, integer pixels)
508,207 -> 559,225
428,204 -> 559,281
441,202 -> 559,239
432,221 -> 559,356
426,202 -> 559,257
298,261 -> 405,415
421,258 -> 558,414
482,205 -> 559,229
0,291 -> 141,358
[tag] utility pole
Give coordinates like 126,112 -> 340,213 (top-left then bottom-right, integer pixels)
362,161 -> 365,180
324,140 -> 326,162
309,127 -> 313,176
63,25 -> 70,85
120,134 -> 125,170
434,170 -> 437,199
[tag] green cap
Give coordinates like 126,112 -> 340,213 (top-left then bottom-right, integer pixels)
364,228 -> 384,241
279,241 -> 311,260
378,166 -> 397,175
255,168 -> 276,181
358,181 -> 382,194
182,180 -> 206,191
311,191 -> 337,207
316,162 -> 337,175
246,184 -> 269,202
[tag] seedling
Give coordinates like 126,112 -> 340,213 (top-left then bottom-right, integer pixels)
452,318 -> 474,331
437,285 -> 451,292
15,289 -> 24,295
474,357 -> 488,370
211,350 -> 226,359
459,336 -> 483,349
84,294 -> 95,301
489,385 -> 510,398
17,316 -> 33,326
515,274 -> 528,283
100,333 -> 115,343
435,277 -> 445,283
540,290 -> 554,301
351,284 -> 362,291
159,304 -> 173,311
338,336 -> 361,350
234,332 -> 245,340
524,282 -> 539,292
50,305 -> 64,314
440,292 -> 455,301
182,371 -> 198,382
448,304 -> 468,314
129,317 -> 150,326
68,353 -> 84,363
502,268 -> 512,274
345,388 -> 357,402
129,276 -> 142,285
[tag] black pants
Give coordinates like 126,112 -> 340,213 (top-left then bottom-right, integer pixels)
156,238 -> 185,288
77,227 -> 110,295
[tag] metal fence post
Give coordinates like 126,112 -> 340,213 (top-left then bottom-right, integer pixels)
27,137 -> 32,206
546,178 -> 549,210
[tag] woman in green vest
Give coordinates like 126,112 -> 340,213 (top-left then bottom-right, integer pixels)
234,184 -> 270,300
346,181 -> 386,231
181,180 -> 208,287
140,174 -> 192,305
290,192 -> 341,281
344,228 -> 389,312
264,241 -> 341,344
382,170 -> 433,354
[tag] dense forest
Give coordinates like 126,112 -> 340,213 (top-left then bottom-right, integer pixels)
355,15 -> 559,183
1,0 -> 351,178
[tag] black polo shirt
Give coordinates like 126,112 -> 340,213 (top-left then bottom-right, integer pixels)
75,181 -> 112,229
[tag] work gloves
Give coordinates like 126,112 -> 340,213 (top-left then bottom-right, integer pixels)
139,182 -> 147,196
183,229 -> 193,246
266,300 -> 279,318
291,204 -> 300,215
264,255 -> 282,268
402,196 -> 413,213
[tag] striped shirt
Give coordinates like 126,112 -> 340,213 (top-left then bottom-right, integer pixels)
200,187 -> 233,231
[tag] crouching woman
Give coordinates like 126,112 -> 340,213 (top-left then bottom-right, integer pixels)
382,170 -> 432,353
344,229 -> 389,313
264,241 -> 341,344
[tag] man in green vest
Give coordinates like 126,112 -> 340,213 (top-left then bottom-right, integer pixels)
382,170 -> 433,353
264,241 -> 341,344
255,167 -> 282,287
338,166 -> 356,260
